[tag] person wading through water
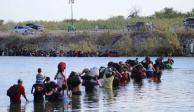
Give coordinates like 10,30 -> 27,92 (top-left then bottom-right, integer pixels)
7,79 -> 28,104
54,62 -> 69,100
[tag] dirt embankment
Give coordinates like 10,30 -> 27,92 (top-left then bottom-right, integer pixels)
0,30 -> 193,56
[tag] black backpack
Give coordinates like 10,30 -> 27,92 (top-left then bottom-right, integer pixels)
69,75 -> 81,87
7,84 -> 19,97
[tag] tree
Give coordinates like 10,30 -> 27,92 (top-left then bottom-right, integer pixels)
128,6 -> 140,18
4,21 -> 16,30
184,8 -> 194,17
191,8 -> 194,16
0,20 -> 4,25
154,7 -> 184,18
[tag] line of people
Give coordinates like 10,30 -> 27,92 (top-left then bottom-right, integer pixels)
7,56 -> 174,104
0,49 -> 118,57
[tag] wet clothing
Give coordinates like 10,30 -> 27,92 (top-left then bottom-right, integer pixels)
103,75 -> 114,89
10,84 -> 25,103
72,91 -> 81,95
153,71 -> 162,81
81,75 -> 98,93
31,83 -> 45,102
85,80 -> 98,93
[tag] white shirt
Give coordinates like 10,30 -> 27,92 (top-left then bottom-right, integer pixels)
56,72 -> 66,88
147,63 -> 154,72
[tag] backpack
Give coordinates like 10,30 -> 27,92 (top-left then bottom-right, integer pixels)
104,67 -> 113,78
89,67 -> 99,77
7,84 -> 19,97
69,75 -> 81,87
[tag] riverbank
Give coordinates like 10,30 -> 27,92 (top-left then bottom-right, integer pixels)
0,30 -> 194,57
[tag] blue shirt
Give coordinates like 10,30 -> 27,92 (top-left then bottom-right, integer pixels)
36,73 -> 44,84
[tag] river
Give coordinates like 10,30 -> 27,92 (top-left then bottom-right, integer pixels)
0,57 -> 194,112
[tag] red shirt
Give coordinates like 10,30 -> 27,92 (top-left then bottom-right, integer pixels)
11,84 -> 25,103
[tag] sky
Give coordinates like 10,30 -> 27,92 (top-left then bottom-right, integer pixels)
0,0 -> 193,22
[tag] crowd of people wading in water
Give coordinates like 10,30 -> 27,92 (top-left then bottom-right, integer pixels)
0,48 -> 118,57
7,56 -> 174,105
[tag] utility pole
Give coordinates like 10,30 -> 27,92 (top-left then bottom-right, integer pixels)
68,0 -> 75,31
70,0 -> 74,26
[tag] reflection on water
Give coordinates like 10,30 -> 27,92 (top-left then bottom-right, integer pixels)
38,95 -> 81,112
45,101 -> 71,112
71,95 -> 81,110
83,92 -> 100,110
104,88 -> 114,99
1,57 -> 194,112
34,102 -> 44,112
9,103 -> 27,112
133,81 -> 144,90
